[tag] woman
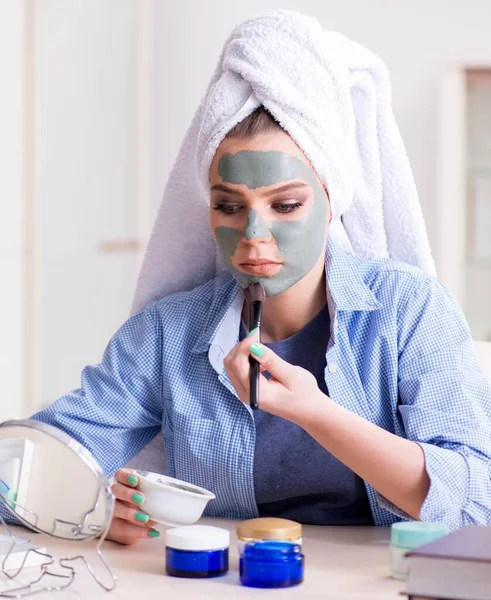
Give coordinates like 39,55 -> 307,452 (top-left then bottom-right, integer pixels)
26,11 -> 491,544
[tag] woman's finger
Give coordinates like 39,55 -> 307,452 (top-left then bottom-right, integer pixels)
111,482 -> 146,507
115,469 -> 140,488
223,335 -> 255,400
226,358 -> 271,407
224,348 -> 248,400
113,500 -> 151,527
248,342 -> 298,389
107,517 -> 160,545
226,366 -> 249,402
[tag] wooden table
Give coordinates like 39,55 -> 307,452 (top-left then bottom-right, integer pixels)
1,519 -> 404,599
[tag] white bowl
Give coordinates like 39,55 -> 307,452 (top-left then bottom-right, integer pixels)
134,471 -> 215,526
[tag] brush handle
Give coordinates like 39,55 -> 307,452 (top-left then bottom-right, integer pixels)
248,300 -> 263,410
249,356 -> 259,410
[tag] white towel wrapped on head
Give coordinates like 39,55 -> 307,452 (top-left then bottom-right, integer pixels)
132,9 -> 435,313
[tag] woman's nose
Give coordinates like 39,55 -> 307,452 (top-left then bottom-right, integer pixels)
243,209 -> 272,243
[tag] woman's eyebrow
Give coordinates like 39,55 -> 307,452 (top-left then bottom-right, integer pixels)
210,183 -> 246,197
210,181 -> 309,196
263,182 -> 309,195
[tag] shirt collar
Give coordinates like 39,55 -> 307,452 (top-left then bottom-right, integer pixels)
324,236 -> 382,312
191,278 -> 243,356
191,237 -> 381,359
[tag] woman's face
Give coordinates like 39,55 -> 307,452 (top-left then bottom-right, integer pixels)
209,129 -> 330,297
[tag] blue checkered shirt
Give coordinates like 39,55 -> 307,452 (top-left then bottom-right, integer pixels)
27,240 -> 491,529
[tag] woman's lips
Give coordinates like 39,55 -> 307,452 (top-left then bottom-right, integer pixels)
238,260 -> 283,276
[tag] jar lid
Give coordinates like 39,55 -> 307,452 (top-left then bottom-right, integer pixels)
166,525 -> 230,551
391,522 -> 449,549
237,518 -> 302,541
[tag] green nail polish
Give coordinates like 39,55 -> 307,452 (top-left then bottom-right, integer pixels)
247,327 -> 259,337
127,475 -> 138,486
132,492 -> 144,505
250,343 -> 265,357
135,512 -> 149,523
148,529 -> 160,538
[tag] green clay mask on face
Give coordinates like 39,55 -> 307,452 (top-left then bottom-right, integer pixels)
214,150 -> 327,297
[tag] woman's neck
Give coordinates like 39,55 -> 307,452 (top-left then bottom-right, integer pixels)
242,263 -> 327,343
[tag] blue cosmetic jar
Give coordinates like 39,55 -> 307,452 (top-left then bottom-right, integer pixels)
240,540 -> 304,588
165,525 -> 230,578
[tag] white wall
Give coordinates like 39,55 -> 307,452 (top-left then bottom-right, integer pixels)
154,0 -> 491,264
0,1 -> 158,416
0,1 -> 28,421
31,1 -> 148,410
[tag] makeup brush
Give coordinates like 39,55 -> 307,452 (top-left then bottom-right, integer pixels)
244,282 -> 266,410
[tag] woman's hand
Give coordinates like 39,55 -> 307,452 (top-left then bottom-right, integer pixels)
223,330 -> 326,425
106,469 -> 160,545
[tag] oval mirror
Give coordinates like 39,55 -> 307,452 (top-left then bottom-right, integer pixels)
0,419 -> 116,595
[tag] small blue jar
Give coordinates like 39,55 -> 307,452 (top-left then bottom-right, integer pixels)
240,541 -> 304,588
165,525 -> 230,578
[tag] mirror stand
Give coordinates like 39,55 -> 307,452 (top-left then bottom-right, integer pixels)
0,490 -> 117,597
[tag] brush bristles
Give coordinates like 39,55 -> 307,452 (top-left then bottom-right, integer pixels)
244,282 -> 266,304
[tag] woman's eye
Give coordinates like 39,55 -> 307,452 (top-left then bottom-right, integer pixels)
273,202 -> 302,214
212,201 -> 303,215
212,203 -> 243,215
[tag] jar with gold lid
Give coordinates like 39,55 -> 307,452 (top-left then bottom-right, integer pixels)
236,518 -> 302,555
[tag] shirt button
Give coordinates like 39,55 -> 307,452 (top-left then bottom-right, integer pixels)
328,362 -> 337,373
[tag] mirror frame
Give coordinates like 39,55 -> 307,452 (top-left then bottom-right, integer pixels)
0,419 -> 114,541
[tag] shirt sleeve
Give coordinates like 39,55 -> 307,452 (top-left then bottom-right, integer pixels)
380,276 -> 491,529
29,303 -> 164,477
